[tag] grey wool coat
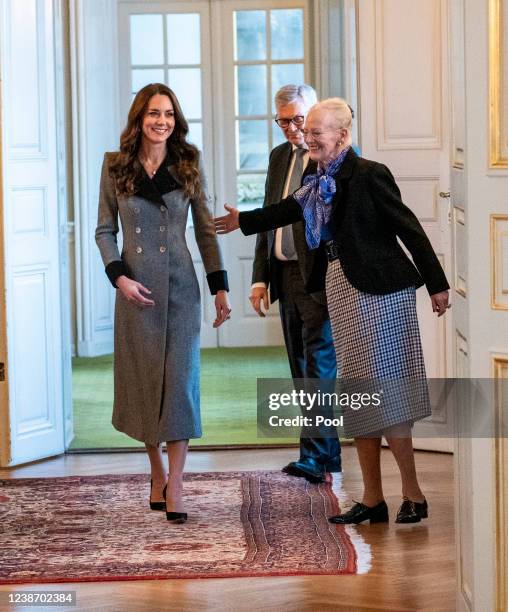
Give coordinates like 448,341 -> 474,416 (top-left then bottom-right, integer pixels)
95,152 -> 227,445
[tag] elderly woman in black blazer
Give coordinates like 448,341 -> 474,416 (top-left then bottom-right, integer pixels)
215,97 -> 450,525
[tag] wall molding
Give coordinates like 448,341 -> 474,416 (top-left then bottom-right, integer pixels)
395,175 -> 440,222
490,214 -> 508,309
492,355 -> 508,612
6,0 -> 48,159
455,329 -> 469,376
450,0 -> 466,169
374,0 -> 442,150
453,205 -> 467,298
489,0 -> 508,169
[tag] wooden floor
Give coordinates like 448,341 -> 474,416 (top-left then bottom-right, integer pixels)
0,446 -> 455,612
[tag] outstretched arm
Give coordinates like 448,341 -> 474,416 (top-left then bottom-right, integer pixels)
214,204 -> 241,233
214,197 -> 302,236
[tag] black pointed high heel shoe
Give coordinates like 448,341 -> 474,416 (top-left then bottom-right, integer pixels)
395,498 -> 428,523
149,479 -> 167,511
166,511 -> 187,524
165,480 -> 187,523
328,500 -> 389,524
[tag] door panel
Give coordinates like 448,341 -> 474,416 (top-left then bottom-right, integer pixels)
0,0 -> 67,465
358,0 -> 453,451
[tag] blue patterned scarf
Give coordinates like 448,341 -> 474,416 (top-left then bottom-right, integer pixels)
293,147 -> 350,249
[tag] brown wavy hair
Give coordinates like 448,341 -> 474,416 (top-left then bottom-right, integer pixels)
109,83 -> 203,201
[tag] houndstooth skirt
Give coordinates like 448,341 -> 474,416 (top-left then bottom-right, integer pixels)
325,259 -> 431,437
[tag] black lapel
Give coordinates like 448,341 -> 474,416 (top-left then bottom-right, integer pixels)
332,148 -> 358,211
303,158 -> 317,180
292,157 -> 317,248
154,163 -> 179,196
135,152 -> 180,206
269,142 -> 293,204
135,169 -> 165,205
165,162 -> 183,190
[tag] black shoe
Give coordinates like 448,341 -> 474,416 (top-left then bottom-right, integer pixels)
328,500 -> 389,524
166,511 -> 188,524
395,498 -> 428,523
325,458 -> 342,473
282,458 -> 325,483
149,479 -> 167,511
164,481 -> 187,523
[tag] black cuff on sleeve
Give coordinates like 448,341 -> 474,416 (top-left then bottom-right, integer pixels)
206,270 -> 229,295
238,211 -> 250,235
105,260 -> 128,288
426,279 -> 450,297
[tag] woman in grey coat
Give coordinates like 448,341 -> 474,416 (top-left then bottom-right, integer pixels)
96,83 -> 231,523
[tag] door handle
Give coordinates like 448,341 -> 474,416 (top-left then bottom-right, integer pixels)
438,192 -> 452,224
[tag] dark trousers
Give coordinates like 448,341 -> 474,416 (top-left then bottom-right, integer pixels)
277,261 -> 341,468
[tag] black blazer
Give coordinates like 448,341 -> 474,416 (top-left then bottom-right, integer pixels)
241,149 -> 449,297
251,141 -> 326,304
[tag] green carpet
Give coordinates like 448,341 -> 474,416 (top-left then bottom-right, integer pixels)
70,347 -> 296,449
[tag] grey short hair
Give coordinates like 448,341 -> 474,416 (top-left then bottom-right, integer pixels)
274,84 -> 318,110
312,97 -> 353,129
310,97 -> 354,147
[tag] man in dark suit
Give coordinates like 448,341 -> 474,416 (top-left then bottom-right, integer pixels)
249,84 -> 341,483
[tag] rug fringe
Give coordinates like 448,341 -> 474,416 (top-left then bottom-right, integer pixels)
330,474 -> 349,506
344,525 -> 372,574
330,474 -> 372,575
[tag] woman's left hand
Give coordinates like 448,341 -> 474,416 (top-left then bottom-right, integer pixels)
431,290 -> 450,317
213,290 -> 232,327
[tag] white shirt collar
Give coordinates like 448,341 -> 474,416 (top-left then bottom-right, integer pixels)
291,144 -> 308,153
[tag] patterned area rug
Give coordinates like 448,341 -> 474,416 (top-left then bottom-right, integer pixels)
0,471 -> 370,584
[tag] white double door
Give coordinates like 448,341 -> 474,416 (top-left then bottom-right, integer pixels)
112,0 -> 312,350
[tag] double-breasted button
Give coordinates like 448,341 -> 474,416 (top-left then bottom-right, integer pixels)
136,246 -> 143,254
159,246 -> 166,253
160,205 -> 165,212
134,207 -> 140,214
160,226 -> 166,232
135,227 -> 141,233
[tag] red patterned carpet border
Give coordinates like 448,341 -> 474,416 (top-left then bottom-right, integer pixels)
0,471 -> 359,584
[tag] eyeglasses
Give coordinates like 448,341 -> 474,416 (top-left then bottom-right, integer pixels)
301,129 -> 334,139
274,115 -> 305,128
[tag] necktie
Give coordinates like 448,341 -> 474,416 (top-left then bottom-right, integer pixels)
281,148 -> 306,260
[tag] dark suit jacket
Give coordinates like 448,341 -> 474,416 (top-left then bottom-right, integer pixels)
251,141 -> 327,305
241,149 -> 449,297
